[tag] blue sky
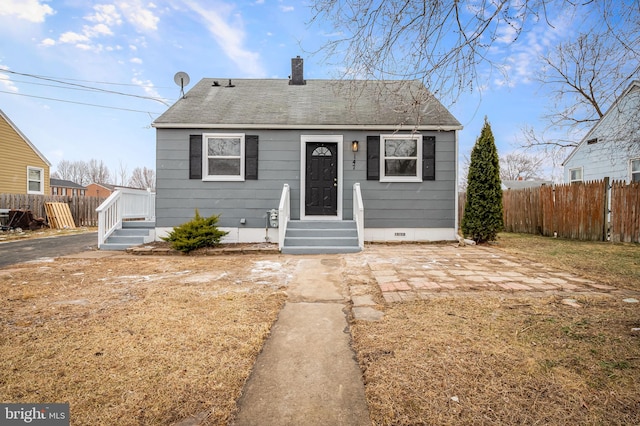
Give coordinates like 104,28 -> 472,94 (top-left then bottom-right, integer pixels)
0,0 -> 597,181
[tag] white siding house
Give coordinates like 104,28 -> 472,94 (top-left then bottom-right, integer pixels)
563,80 -> 640,183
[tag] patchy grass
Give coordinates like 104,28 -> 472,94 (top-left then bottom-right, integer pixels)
351,235 -> 640,425
496,233 -> 640,292
0,256 -> 290,425
353,296 -> 640,425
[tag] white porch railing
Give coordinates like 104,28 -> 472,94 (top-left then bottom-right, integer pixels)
96,188 -> 155,248
353,183 -> 365,250
278,183 -> 290,251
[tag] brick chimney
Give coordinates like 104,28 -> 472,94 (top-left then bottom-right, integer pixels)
289,56 -> 306,85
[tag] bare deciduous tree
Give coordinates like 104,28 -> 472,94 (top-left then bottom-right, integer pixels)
115,161 -> 129,187
87,159 -> 111,185
129,167 -> 155,190
52,160 -> 90,186
522,29 -> 640,155
309,0 -> 639,104
499,152 -> 545,181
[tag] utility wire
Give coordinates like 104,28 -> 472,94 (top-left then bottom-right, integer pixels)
0,90 -> 162,114
6,77 -> 178,103
0,68 -> 171,106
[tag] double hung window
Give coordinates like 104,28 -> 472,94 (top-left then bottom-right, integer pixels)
380,134 -> 423,182
27,166 -> 44,194
203,133 -> 245,181
569,167 -> 583,183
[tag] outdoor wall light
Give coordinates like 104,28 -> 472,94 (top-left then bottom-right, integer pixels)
352,140 -> 359,169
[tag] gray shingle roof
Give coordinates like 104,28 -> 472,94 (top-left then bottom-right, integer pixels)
50,178 -> 85,189
153,79 -> 461,130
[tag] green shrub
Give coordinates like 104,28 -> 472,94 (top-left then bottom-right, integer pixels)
162,210 -> 228,253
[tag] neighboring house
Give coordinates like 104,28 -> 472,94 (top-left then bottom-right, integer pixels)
50,178 -> 86,196
0,108 -> 51,195
501,180 -> 553,190
152,57 -> 462,248
85,182 -> 116,198
563,80 -> 640,183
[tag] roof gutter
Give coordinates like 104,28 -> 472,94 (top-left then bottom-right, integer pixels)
152,123 -> 463,131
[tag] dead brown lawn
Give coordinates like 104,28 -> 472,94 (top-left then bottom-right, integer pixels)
350,234 -> 640,425
2,233 -> 639,425
0,255 -> 290,425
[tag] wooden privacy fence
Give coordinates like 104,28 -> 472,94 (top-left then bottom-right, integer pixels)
459,179 -> 640,243
0,194 -> 106,227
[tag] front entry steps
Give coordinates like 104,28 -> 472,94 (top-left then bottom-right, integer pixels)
282,220 -> 361,254
101,220 -> 155,251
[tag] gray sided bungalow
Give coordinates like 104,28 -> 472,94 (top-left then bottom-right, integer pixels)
152,58 -> 462,253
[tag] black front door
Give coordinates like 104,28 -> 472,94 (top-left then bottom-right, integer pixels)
305,142 -> 338,216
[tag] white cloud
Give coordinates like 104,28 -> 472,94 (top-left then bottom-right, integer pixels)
85,4 -> 122,27
0,0 -> 54,23
0,66 -> 19,93
84,23 -> 114,37
117,0 -> 160,32
129,44 -> 138,51
183,0 -> 265,77
279,6 -> 294,13
40,38 -> 56,47
130,57 -> 143,64
131,77 -> 166,104
59,31 -> 90,44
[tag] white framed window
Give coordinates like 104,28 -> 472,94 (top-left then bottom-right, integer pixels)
27,166 -> 44,194
202,133 -> 245,181
569,167 -> 583,183
380,134 -> 423,182
631,158 -> 640,182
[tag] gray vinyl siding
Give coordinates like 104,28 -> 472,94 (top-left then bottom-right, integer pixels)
156,128 -> 456,229
359,130 -> 456,228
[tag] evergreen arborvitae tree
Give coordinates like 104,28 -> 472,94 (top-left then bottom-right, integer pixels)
461,117 -> 504,243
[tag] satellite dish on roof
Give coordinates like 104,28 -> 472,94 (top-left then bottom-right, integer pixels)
173,71 -> 190,98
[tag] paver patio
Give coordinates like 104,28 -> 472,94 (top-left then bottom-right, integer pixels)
347,243 -> 633,303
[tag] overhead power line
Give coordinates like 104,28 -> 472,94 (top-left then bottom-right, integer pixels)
0,68 -> 172,106
0,89 -> 162,115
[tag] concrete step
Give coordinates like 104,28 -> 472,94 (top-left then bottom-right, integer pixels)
123,220 -> 155,229
287,220 -> 356,229
101,221 -> 155,251
284,236 -> 359,247
282,220 -> 361,254
281,246 -> 362,255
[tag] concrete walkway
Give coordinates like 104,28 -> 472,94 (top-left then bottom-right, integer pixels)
232,257 -> 370,426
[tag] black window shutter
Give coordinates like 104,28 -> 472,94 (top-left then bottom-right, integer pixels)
189,135 -> 202,179
423,136 -> 436,181
245,135 -> 259,180
367,136 -> 380,181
